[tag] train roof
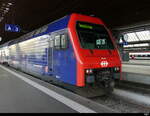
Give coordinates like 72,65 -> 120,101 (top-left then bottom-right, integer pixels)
0,13 -> 102,47
7,15 -> 71,46
0,41 -> 12,48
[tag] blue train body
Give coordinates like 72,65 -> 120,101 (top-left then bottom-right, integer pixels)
0,15 -> 77,85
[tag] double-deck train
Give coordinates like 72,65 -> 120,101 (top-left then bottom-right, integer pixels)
0,13 -> 122,97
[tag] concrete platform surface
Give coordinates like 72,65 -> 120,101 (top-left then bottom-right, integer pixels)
123,60 -> 150,66
0,65 -> 115,113
122,64 -> 150,75
122,64 -> 150,85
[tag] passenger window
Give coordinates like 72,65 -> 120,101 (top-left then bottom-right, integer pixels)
54,35 -> 61,49
61,34 -> 68,49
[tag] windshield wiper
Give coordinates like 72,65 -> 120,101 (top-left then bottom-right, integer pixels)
89,49 -> 94,55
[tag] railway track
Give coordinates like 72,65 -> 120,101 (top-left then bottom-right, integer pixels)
116,81 -> 150,95
42,76 -> 150,113
88,80 -> 150,113
90,88 -> 150,113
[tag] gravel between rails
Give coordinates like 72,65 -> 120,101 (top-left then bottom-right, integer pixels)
116,81 -> 150,96
90,91 -> 150,113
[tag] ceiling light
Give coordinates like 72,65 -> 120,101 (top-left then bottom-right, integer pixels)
5,8 -> 9,11
0,17 -> 4,22
4,10 -> 8,14
8,3 -> 13,6
2,3 -> 6,6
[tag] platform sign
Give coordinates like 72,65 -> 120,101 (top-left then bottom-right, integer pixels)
123,42 -> 128,46
5,24 -> 21,32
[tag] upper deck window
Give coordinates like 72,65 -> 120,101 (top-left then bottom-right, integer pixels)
76,21 -> 114,50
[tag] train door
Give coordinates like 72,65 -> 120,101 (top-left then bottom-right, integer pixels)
48,35 -> 54,73
53,31 -> 69,80
51,30 -> 76,85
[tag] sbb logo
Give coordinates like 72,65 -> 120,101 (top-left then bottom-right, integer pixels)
100,61 -> 109,67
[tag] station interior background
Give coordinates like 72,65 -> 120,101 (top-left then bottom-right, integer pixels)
0,0 -> 150,62
0,0 -> 150,113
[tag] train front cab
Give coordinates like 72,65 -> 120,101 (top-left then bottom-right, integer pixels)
68,14 -> 122,94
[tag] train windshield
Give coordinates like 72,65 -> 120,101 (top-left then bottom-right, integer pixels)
76,21 -> 114,50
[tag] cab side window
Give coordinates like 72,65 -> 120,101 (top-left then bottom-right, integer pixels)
54,35 -> 61,49
54,34 -> 68,49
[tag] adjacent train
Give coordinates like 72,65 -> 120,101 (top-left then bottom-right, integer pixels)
0,13 -> 122,97
130,52 -> 150,60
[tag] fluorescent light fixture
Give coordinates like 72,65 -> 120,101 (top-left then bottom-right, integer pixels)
2,3 -> 6,6
5,8 -> 9,11
8,3 -> 13,6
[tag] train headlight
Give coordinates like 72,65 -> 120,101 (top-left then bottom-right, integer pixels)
86,69 -> 93,74
114,67 -> 120,72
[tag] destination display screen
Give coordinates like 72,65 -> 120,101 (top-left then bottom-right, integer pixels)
76,21 -> 114,50
79,24 -> 93,30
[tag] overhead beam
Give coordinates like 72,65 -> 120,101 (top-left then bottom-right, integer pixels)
124,46 -> 150,49
124,48 -> 150,52
113,21 -> 150,34
124,47 -> 150,52
124,49 -> 150,52
127,40 -> 150,45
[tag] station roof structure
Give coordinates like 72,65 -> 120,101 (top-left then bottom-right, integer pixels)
0,0 -> 150,52
121,30 -> 150,52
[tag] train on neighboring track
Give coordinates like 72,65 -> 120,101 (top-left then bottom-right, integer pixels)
129,52 -> 150,60
0,13 -> 122,97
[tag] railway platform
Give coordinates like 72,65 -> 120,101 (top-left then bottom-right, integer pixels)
122,62 -> 150,85
123,60 -> 150,66
0,65 -> 115,113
